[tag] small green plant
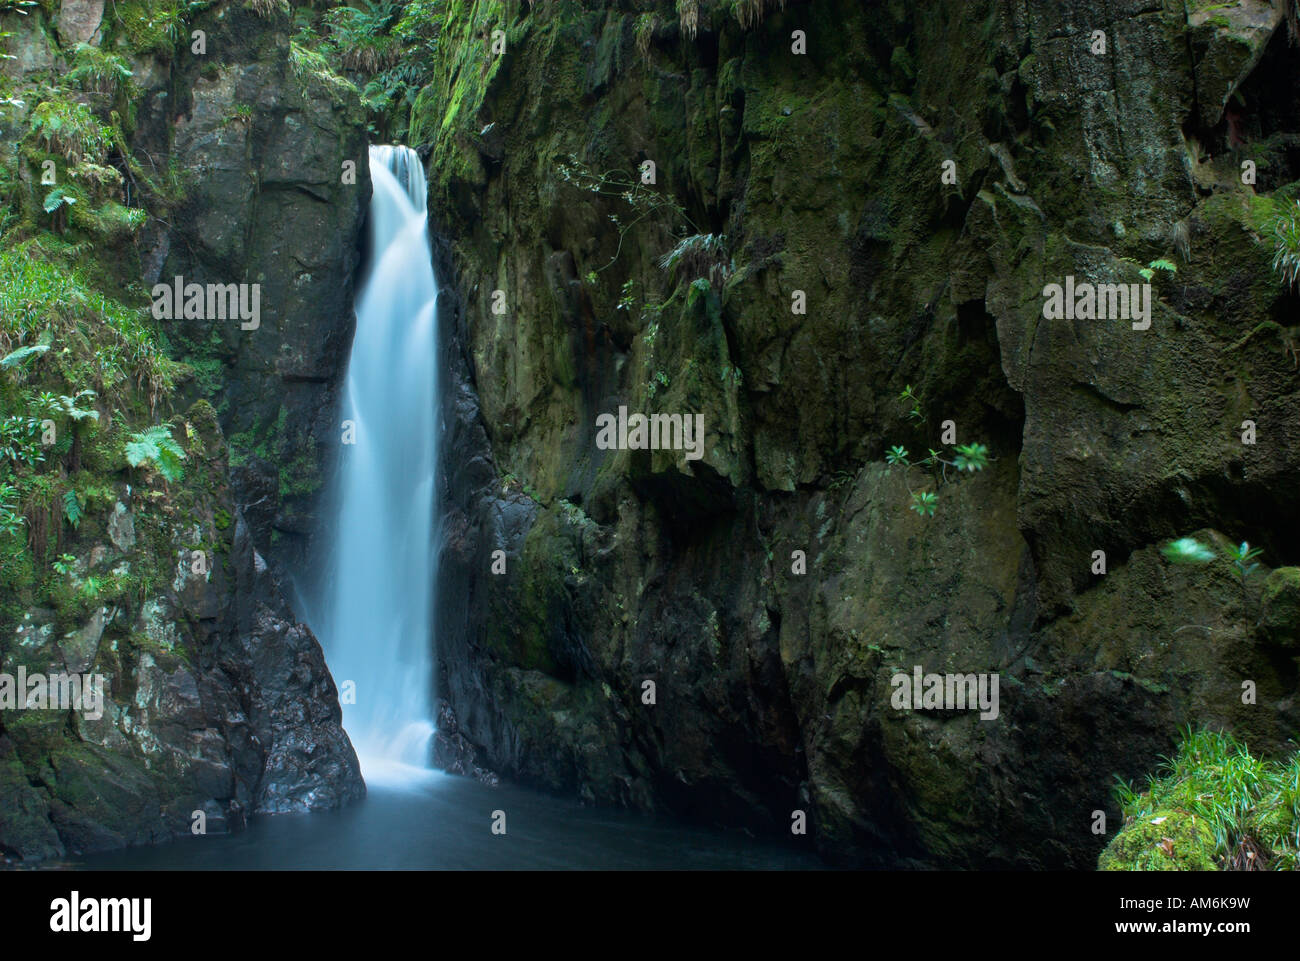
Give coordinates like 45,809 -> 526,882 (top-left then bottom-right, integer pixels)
1228,540 -> 1264,585
42,186 -> 77,233
125,425 -> 185,484
62,490 -> 82,530
66,42 -> 135,98
951,442 -> 989,472
899,384 -> 923,422
229,103 -> 254,124
0,481 -> 23,537
1138,258 -> 1177,281
647,368 -> 670,398
52,553 -> 77,575
0,415 -> 44,467
659,233 -> 732,292
1161,535 -> 1266,629
1270,200 -> 1300,290
1,344 -> 48,369
28,100 -> 114,163
1105,726 -> 1300,870
618,279 -> 638,312
1160,536 -> 1216,565
909,491 -> 937,517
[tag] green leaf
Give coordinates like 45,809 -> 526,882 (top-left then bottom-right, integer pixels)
42,187 -> 76,213
909,491 -> 937,517
63,489 -> 82,529
1,344 -> 49,368
1148,258 -> 1177,274
125,425 -> 186,482
1161,537 -> 1215,565
952,442 -> 989,472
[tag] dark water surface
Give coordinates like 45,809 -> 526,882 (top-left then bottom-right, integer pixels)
70,767 -> 823,870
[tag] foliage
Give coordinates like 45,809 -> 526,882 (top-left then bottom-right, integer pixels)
0,415 -> 44,468
62,489 -> 82,529
951,442 -> 989,473
899,383 -> 923,422
42,389 -> 99,425
909,491 -> 937,517
884,387 -> 989,517
659,233 -> 732,292
1137,258 -> 1177,281
1161,536 -> 1263,588
66,43 -> 136,99
1227,540 -> 1264,583
1106,727 -> 1300,870
42,186 -> 77,215
326,0 -> 401,72
1270,200 -> 1300,290
125,424 -> 185,484
1,343 -> 48,369
246,0 -> 289,17
733,0 -> 787,30
558,154 -> 698,275
677,0 -> 699,40
0,246 -> 180,411
0,480 -> 22,537
28,99 -> 114,164
635,12 -> 660,60
1160,536 -> 1216,565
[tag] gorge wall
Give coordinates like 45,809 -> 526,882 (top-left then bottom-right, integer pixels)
426,0 -> 1300,867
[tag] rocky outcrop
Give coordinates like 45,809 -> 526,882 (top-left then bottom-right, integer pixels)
0,2 -> 368,859
425,0 -> 1300,866
0,405 -> 362,861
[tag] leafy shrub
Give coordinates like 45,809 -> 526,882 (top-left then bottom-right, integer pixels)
326,0 -> 400,72
0,416 -> 44,468
66,43 -> 136,99
29,100 -> 114,163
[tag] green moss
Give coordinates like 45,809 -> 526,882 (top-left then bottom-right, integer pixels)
1103,728 -> 1300,870
1100,809 -> 1218,871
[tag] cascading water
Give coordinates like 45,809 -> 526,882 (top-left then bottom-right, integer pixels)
311,145 -> 438,781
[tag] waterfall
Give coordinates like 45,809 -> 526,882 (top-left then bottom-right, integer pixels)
312,145 -> 438,780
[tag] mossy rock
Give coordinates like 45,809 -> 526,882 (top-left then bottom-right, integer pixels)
1260,567 -> 1300,648
1099,810 -> 1218,871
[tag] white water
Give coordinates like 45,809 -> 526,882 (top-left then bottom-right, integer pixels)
312,145 -> 438,781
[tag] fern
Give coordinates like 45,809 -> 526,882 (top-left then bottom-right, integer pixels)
63,489 -> 82,529
125,425 -> 185,483
42,187 -> 77,214
1,344 -> 48,368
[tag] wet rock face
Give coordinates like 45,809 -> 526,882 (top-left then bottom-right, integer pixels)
429,0 -> 1300,866
132,3 -> 371,573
